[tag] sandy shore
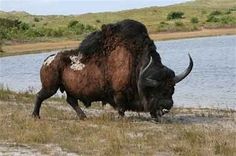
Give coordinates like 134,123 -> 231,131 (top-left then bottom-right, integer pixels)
1,27 -> 236,57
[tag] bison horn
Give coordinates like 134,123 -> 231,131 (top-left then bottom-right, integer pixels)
139,56 -> 160,87
174,54 -> 193,84
141,56 -> 153,75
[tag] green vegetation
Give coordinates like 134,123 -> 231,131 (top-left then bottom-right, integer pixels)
0,18 -> 96,42
0,0 -> 236,44
191,17 -> 199,24
206,9 -> 236,27
0,87 -> 235,155
167,11 -> 184,20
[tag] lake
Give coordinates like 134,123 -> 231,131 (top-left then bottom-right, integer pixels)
0,35 -> 235,109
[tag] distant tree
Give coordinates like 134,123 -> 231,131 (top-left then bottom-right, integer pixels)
167,11 -> 184,20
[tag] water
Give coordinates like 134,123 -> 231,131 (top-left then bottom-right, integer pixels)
156,35 -> 236,109
0,35 -> 235,109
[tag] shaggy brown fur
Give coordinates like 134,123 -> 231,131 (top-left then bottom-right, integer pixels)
33,19 -> 162,119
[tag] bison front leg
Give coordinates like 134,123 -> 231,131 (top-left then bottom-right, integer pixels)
150,109 -> 169,122
114,93 -> 126,117
150,110 -> 162,122
66,96 -> 86,120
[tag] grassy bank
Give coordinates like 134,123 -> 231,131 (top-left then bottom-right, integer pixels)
0,88 -> 235,155
1,0 -> 236,57
0,0 -> 236,43
1,27 -> 236,57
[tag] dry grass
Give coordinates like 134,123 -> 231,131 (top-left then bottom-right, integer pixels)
0,88 -> 235,155
1,28 -> 236,57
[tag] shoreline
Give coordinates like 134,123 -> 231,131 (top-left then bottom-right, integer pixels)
1,27 -> 236,57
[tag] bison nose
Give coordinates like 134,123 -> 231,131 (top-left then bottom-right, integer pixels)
159,99 -> 173,109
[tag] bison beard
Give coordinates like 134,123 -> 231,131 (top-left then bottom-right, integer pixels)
32,19 -> 193,120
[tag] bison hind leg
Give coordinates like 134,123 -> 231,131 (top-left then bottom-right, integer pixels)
66,95 -> 86,120
32,88 -> 58,118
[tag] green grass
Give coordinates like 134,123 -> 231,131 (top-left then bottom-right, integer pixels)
0,0 -> 236,43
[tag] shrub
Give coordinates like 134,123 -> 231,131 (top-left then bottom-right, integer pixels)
229,7 -> 236,12
207,10 -> 223,23
159,21 -> 169,27
225,10 -> 231,14
84,24 -> 96,32
0,18 -> 21,28
220,16 -> 235,24
209,10 -> 222,16
175,21 -> 184,27
191,17 -> 199,24
157,22 -> 170,32
68,20 -> 79,28
51,28 -> 63,37
19,23 -> 30,30
207,15 -> 219,22
167,11 -> 184,20
0,27 -> 11,40
34,17 -> 40,22
25,28 -> 45,37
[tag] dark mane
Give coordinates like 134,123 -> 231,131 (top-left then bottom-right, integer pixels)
78,19 -> 157,57
78,31 -> 103,56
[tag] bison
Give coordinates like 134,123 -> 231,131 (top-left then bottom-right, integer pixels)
32,19 -> 193,120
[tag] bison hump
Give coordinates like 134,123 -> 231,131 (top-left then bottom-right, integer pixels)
78,31 -> 103,56
78,19 -> 154,57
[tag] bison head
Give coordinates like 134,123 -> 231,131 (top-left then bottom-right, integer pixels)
138,54 -> 193,119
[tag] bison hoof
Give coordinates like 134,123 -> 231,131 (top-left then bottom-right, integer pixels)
32,112 -> 40,119
79,115 -> 87,120
118,108 -> 125,117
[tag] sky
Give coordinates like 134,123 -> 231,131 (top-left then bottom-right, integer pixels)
0,0 -> 191,15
